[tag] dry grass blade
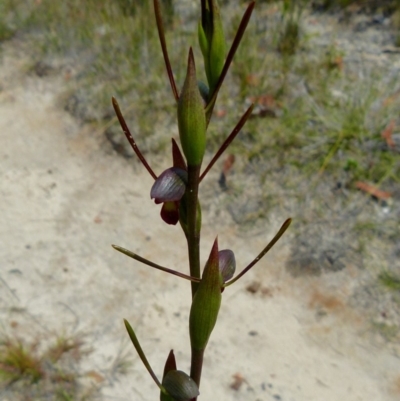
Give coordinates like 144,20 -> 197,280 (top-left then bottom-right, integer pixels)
381,120 -> 396,149
355,181 -> 391,200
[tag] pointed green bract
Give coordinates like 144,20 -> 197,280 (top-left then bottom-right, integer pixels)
198,0 -> 226,95
189,239 -> 222,351
177,49 -> 206,167
198,19 -> 209,63
208,0 -> 225,93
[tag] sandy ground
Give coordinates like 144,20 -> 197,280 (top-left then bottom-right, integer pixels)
1,41 -> 399,401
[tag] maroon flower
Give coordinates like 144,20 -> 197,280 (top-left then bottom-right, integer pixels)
218,249 -> 236,282
150,167 -> 187,225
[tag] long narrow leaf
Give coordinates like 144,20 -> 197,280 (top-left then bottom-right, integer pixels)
112,97 -> 157,180
224,218 -> 292,287
154,0 -> 179,102
124,319 -> 163,390
112,245 -> 200,283
200,104 -> 254,182
205,1 -> 255,124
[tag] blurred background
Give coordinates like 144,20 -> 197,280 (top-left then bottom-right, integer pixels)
0,0 -> 399,400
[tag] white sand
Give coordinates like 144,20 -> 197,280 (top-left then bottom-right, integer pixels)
0,42 -> 399,401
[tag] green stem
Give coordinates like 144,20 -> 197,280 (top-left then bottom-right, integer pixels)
190,348 -> 204,394
186,165 -> 204,397
186,164 -> 202,297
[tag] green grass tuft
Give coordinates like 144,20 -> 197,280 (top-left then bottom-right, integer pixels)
378,271 -> 400,291
0,338 -> 43,384
0,332 -> 126,401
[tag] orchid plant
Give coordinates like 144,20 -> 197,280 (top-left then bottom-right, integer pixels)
111,1 -> 291,399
